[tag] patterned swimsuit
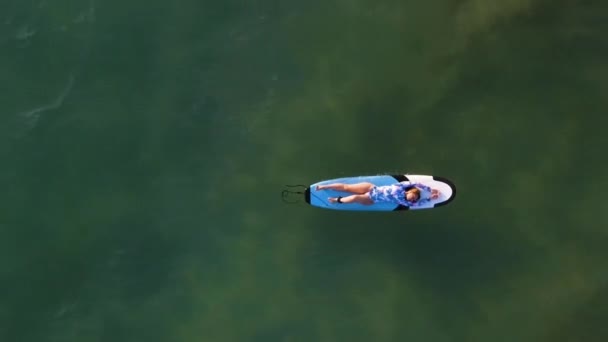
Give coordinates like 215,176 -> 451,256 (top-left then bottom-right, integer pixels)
368,181 -> 433,207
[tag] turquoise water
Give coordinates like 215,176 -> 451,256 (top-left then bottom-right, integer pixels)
1,0 -> 607,341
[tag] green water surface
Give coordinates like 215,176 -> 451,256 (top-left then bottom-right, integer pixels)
1,0 -> 607,341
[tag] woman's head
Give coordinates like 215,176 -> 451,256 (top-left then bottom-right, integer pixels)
406,188 -> 420,202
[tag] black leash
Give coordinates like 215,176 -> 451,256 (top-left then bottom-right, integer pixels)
281,184 -> 332,208
281,184 -> 307,204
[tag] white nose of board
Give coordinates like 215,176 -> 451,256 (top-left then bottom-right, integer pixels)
403,175 -> 456,210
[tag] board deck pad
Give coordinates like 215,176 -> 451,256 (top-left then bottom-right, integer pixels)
305,174 -> 456,211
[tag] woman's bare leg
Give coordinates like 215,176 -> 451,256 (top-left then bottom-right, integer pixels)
316,182 -> 374,194
328,194 -> 373,205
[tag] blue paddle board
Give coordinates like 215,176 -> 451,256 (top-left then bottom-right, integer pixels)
304,174 -> 456,211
